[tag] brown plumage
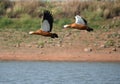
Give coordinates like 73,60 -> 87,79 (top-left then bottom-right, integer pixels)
29,10 -> 58,38
63,15 -> 93,32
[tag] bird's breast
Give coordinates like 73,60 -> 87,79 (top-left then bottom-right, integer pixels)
70,23 -> 87,30
33,30 -> 52,36
40,30 -> 52,36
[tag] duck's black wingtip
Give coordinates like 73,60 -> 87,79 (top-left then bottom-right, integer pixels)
41,10 -> 54,32
43,10 -> 50,14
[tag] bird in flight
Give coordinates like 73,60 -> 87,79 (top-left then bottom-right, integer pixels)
63,15 -> 93,32
29,10 -> 58,38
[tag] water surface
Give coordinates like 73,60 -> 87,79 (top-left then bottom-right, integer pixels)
0,62 -> 120,84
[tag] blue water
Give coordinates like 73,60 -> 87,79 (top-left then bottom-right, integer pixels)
0,62 -> 120,84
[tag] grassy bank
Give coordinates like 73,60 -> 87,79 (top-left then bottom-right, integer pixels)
0,0 -> 120,30
0,0 -> 120,50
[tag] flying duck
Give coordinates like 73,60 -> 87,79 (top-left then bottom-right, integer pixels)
29,10 -> 58,38
63,15 -> 93,32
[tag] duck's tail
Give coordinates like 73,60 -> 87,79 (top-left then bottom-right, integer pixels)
51,33 -> 58,38
86,27 -> 93,32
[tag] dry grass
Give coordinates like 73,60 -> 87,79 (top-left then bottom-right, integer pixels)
2,0 -> 46,18
52,0 -> 120,19
0,0 -> 120,19
0,0 -> 120,31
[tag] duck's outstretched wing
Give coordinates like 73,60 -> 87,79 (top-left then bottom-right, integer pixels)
41,10 -> 53,32
75,15 -> 87,25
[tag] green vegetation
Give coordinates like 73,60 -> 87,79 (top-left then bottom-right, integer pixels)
0,16 -> 41,31
0,0 -> 120,31
105,40 -> 115,47
0,0 -> 120,49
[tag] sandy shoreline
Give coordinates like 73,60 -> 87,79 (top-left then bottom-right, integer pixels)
0,49 -> 120,62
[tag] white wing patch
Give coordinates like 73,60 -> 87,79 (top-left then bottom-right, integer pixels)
41,20 -> 50,32
75,15 -> 86,25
